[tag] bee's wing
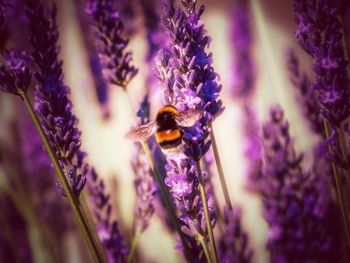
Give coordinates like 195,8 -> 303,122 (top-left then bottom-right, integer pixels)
125,121 -> 157,141
175,109 -> 202,127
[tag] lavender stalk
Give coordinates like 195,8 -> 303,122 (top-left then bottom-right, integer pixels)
294,0 -> 350,245
260,106 -> 341,262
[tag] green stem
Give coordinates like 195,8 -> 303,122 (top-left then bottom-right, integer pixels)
209,122 -> 232,210
195,160 -> 218,263
127,229 -> 142,263
324,121 -> 350,247
124,90 -> 193,260
197,235 -> 213,263
19,91 -> 104,263
80,190 -> 109,263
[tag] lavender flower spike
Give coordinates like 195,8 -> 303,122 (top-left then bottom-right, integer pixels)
286,49 -> 322,135
132,96 -> 157,233
86,0 -> 138,89
0,50 -> 31,96
88,169 -> 128,262
294,0 -> 350,126
164,153 -> 215,261
231,0 -> 255,97
219,207 -> 253,263
26,1 -> 86,197
260,106 -> 340,262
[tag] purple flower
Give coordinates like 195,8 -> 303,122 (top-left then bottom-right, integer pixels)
260,106 -> 342,262
88,169 -> 128,262
26,1 -> 86,197
230,0 -> 255,97
286,49 -> 323,135
164,154 -> 215,260
140,0 -> 167,91
0,50 -> 31,96
86,0 -> 138,89
158,0 -> 223,161
155,1 -> 219,258
158,0 -> 224,119
294,0 -> 350,126
229,0 -> 261,190
219,207 -> 253,263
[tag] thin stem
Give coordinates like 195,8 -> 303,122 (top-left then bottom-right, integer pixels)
195,160 -> 218,263
209,122 -> 232,210
19,91 -> 104,263
80,190 -> 109,263
197,235 -> 213,263
324,121 -> 350,247
127,229 -> 142,263
124,90 -> 193,260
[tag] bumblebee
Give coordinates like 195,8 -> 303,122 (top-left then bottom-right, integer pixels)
125,105 -> 201,154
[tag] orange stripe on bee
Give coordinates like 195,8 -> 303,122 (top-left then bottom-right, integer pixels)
158,105 -> 180,116
156,129 -> 181,143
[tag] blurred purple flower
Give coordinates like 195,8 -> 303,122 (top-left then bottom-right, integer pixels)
286,49 -> 323,135
260,106 -> 341,262
219,207 -> 253,263
140,0 -> 166,92
0,49 -> 31,96
294,0 -> 350,172
86,0 -> 138,89
140,0 -> 163,63
229,0 -> 260,190
231,0 -> 255,97
242,105 -> 262,190
132,96 -> 157,232
88,169 -> 128,262
0,0 -> 8,26
26,1 -> 86,197
294,0 -> 350,126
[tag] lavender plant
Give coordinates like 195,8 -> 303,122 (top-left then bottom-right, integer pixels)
0,0 -> 8,28
156,0 -> 227,260
86,0 -> 138,90
87,168 -> 128,263
293,0 -> 350,244
229,0 -> 261,190
260,106 -> 340,262
1,1 -> 109,262
219,207 -> 253,263
0,50 -> 31,96
231,0 -> 255,98
26,0 -> 86,197
286,49 -> 322,135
